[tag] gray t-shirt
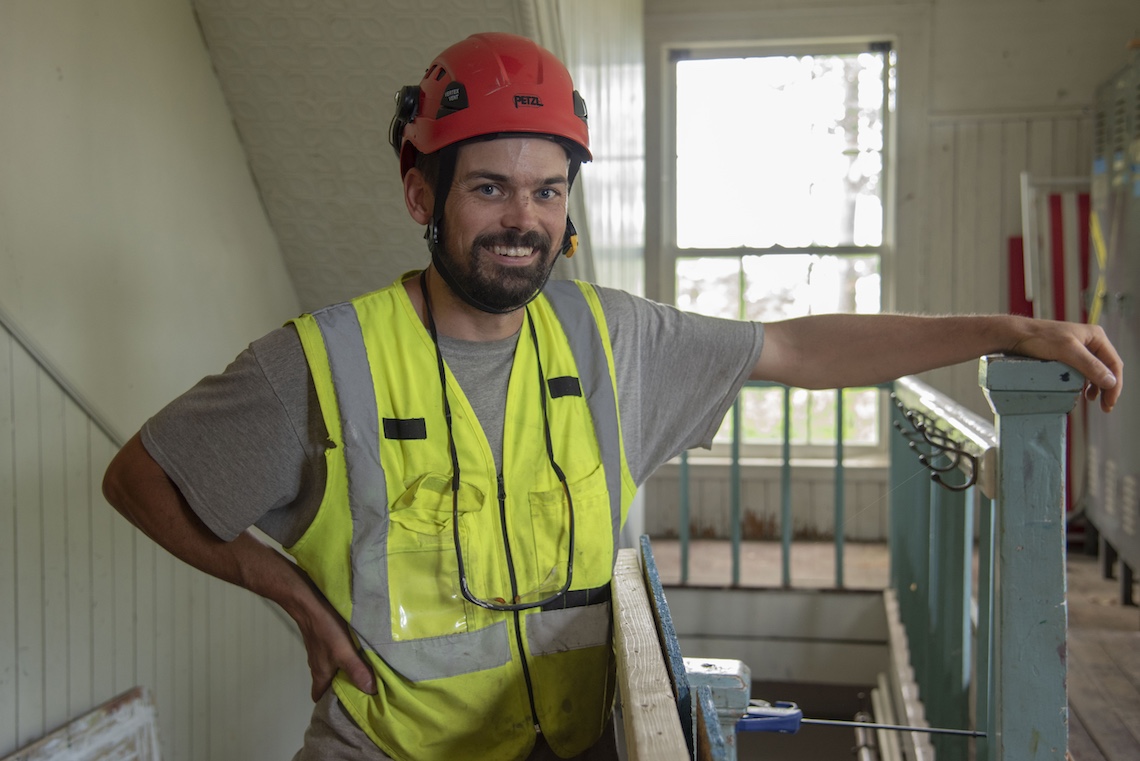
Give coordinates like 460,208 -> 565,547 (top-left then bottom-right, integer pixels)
142,284 -> 764,546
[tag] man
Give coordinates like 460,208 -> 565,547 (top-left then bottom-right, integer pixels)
103,32 -> 1122,761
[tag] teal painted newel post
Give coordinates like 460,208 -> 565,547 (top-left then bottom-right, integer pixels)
980,356 -> 1083,761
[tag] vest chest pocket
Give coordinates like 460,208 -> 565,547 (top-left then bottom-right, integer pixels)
388,473 -> 485,553
526,464 -> 613,593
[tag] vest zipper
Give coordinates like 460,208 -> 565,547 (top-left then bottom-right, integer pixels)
498,472 -> 541,733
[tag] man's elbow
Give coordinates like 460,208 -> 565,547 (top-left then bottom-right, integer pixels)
101,433 -> 151,522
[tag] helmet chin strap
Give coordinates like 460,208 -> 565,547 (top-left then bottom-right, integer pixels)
424,144 -> 581,316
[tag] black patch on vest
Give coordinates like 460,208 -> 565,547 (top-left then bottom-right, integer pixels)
548,376 -> 582,399
541,583 -> 612,611
383,417 -> 427,440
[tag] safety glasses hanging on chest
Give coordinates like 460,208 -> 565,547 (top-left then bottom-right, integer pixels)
419,271 -> 575,611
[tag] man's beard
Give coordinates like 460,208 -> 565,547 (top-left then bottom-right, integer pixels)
442,229 -> 557,313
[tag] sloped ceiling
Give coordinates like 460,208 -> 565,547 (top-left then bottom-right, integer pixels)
191,0 -> 526,312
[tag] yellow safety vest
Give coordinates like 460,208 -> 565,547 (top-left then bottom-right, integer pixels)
287,276 -> 636,761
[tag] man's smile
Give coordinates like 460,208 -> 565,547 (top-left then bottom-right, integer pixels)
485,244 -> 541,263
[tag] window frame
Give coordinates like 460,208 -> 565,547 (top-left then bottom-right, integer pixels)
663,40 -> 897,459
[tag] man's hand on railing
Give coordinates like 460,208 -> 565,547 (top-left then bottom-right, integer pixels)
1005,317 -> 1122,413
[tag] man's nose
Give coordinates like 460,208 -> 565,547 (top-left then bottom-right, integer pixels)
501,194 -> 539,230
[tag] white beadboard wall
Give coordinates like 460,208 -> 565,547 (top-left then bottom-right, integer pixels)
0,320 -> 313,760
925,113 -> 1094,414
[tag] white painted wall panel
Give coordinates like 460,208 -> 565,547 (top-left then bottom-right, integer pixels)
0,335 -> 17,751
930,0 -> 1140,114
0,0 -> 301,440
0,319 -> 313,761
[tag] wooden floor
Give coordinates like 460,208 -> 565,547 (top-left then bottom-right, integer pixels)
1066,552 -> 1140,761
648,538 -> 1140,761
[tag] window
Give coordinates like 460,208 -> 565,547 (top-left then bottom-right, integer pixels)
667,43 -> 896,454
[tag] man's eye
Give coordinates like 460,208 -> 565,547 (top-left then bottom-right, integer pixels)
478,184 -> 498,196
537,188 -> 558,200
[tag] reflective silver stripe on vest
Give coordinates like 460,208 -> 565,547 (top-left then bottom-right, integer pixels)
542,280 -> 624,554
313,302 -> 511,680
526,603 -> 612,656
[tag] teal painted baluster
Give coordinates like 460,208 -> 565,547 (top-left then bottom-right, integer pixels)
980,356 -> 1082,761
781,387 -> 793,588
680,449 -> 690,585
731,398 -> 742,587
931,464 -> 969,761
924,464 -> 943,719
835,390 -> 845,588
889,398 -> 930,667
976,492 -> 996,761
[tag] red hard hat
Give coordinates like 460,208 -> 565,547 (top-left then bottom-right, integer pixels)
390,33 -> 591,178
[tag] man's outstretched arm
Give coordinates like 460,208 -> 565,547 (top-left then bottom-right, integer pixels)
753,313 -> 1122,412
102,433 -> 376,702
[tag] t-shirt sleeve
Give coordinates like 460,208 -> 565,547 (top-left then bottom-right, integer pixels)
140,325 -> 325,545
596,286 -> 764,485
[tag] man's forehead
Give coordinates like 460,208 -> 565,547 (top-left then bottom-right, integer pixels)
455,137 -> 570,179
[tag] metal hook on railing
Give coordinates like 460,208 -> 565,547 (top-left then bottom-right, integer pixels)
890,394 -> 979,492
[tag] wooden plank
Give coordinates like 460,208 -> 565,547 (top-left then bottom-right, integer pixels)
694,684 -> 728,761
0,333 -> 17,748
134,533 -> 156,709
952,121 -> 980,404
928,123 -> 957,317
152,548 -> 173,761
612,548 -> 688,761
208,579 -> 224,761
64,403 -> 92,718
90,436 -> 115,703
1052,118 -> 1081,179
1096,630 -> 1140,688
883,590 -> 935,761
925,122 -> 957,397
39,380 -> 68,735
1068,630 -> 1140,756
13,347 -> 44,746
1066,705 -> 1106,761
171,561 -> 190,760
977,121 -> 1005,316
112,486 -> 135,695
0,686 -> 160,761
639,537 -> 691,748
190,572 -> 208,761
237,581 -> 255,761
1027,119 -> 1055,180
1002,120 -> 1030,313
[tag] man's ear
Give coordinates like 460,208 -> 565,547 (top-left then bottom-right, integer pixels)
403,169 -> 434,225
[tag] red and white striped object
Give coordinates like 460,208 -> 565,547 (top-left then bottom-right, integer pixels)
1018,173 -> 1091,323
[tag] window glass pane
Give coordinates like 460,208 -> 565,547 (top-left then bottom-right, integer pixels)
677,257 -> 741,318
741,387 -> 787,444
844,388 -> 880,446
676,52 -> 884,249
742,254 -> 881,322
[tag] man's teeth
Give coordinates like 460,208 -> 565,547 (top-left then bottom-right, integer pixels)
491,246 -> 532,258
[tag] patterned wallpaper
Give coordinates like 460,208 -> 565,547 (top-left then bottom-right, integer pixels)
191,0 -> 524,311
